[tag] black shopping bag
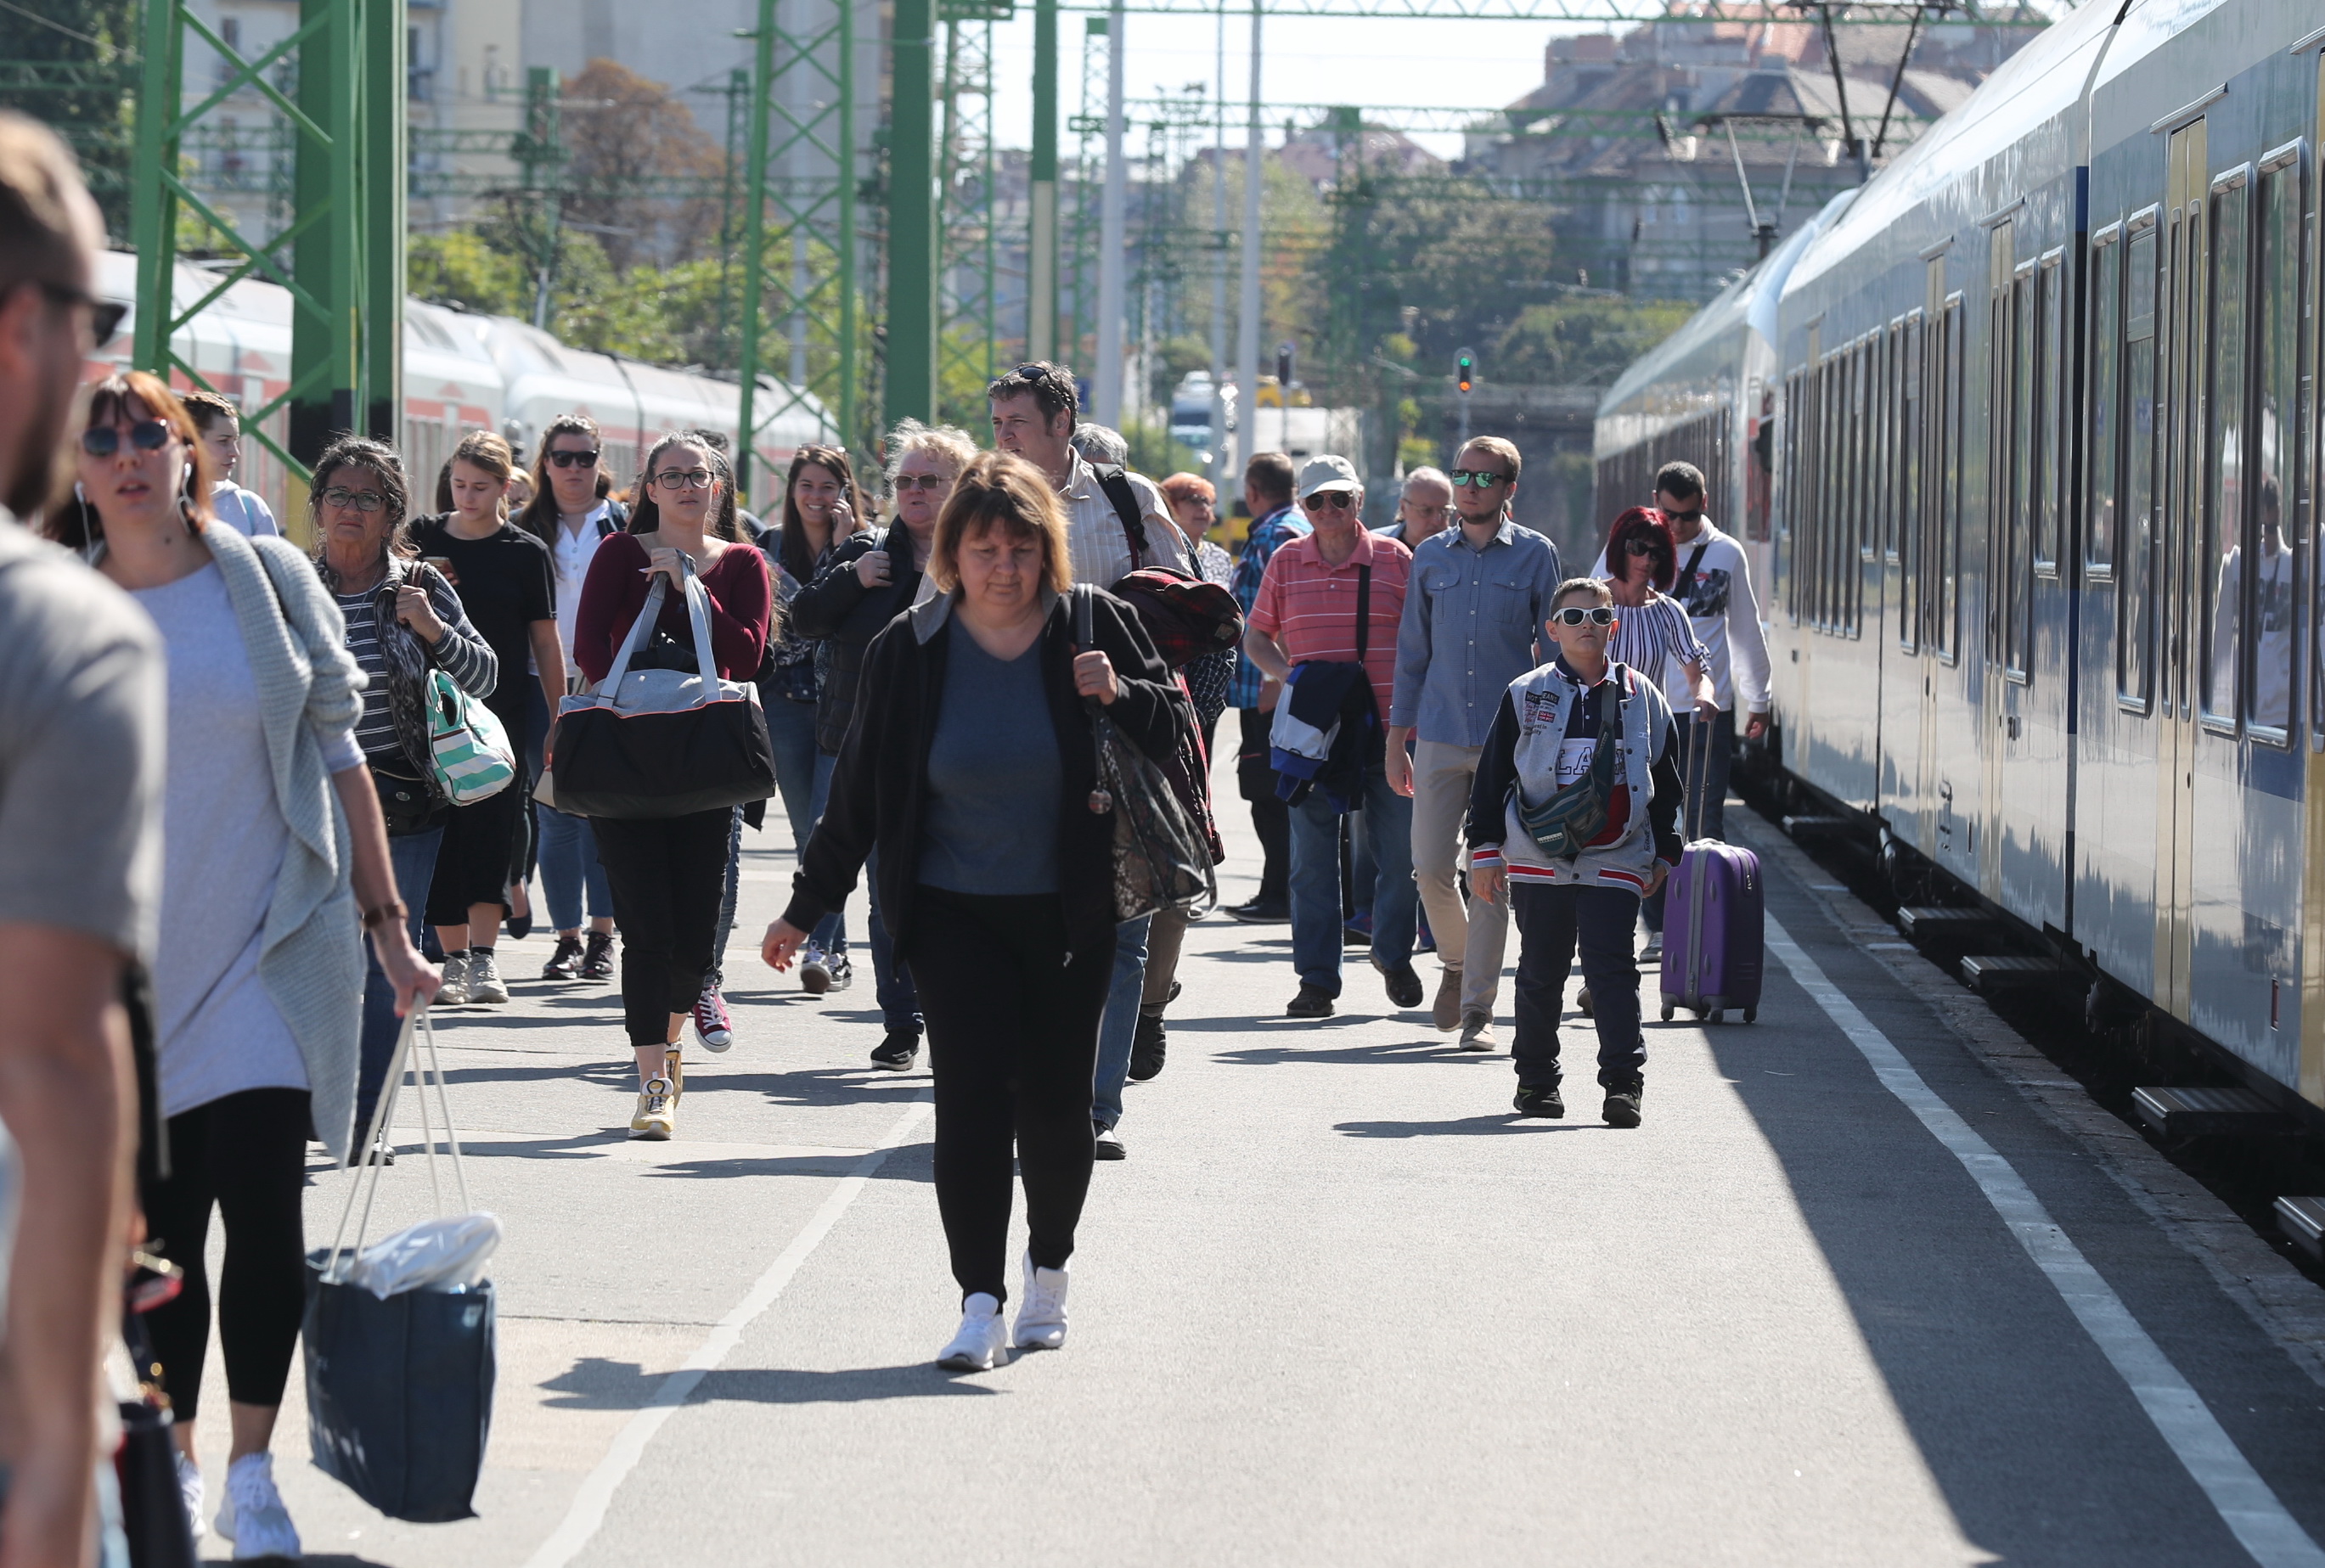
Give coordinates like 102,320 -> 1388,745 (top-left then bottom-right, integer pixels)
302,1262 -> 495,1521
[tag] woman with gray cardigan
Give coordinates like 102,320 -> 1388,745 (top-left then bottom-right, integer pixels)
64,375 -> 441,1560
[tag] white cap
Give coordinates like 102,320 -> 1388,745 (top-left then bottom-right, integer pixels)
1298,454 -> 1361,499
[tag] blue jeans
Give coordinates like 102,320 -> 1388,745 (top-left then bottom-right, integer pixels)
772,701 -> 842,953
709,805 -> 744,984
1641,710 -> 1734,936
1287,767 -> 1416,995
1091,913 -> 1151,1131
357,826 -> 443,1140
527,686 -> 611,931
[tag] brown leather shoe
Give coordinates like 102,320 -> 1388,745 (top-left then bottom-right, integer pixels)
1432,965 -> 1463,1032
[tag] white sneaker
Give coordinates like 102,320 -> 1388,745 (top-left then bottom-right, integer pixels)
799,943 -> 832,995
175,1452 -> 205,1541
936,1292 -> 1008,1371
436,951 -> 470,1007
464,947 -> 509,1004
216,1452 -> 301,1560
1012,1252 -> 1069,1350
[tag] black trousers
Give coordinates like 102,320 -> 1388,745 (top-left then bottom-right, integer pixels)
425,766 -> 528,926
592,808 -> 730,1049
1511,881 -> 1648,1089
1236,706 -> 1292,903
908,887 -> 1117,1303
138,1088 -> 312,1421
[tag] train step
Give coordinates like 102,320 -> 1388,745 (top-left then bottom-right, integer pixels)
1897,906 -> 1998,941
1782,814 -> 1854,840
2274,1196 -> 2325,1263
1957,954 -> 2058,993
2131,1085 -> 2295,1139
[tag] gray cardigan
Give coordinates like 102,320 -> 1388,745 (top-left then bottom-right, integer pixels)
207,525 -> 369,1165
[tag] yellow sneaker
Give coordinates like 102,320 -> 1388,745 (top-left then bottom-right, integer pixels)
663,1045 -> 684,1101
631,1076 -> 674,1139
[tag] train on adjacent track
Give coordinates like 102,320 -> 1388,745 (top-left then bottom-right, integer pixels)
84,250 -> 833,525
1596,0 -> 2325,1110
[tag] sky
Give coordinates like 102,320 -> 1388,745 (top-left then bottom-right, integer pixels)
984,10 -> 1603,163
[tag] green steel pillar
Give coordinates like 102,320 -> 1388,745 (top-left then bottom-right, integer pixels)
735,0 -> 776,499
885,0 -> 937,427
1027,0 -> 1056,362
363,0 -> 406,442
128,0 -> 183,374
290,0 -> 361,464
837,0 -> 858,451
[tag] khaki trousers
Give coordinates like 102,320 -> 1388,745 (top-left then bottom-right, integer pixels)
1410,739 -> 1506,1015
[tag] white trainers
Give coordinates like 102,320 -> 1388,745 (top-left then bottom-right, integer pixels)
1012,1252 -> 1069,1351
175,1452 -> 205,1541
799,943 -> 832,995
464,947 -> 510,1004
937,1292 -> 1008,1371
631,1076 -> 675,1140
436,951 -> 470,1007
215,1452 -> 301,1560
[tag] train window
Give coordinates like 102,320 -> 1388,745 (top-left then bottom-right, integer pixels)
1851,337 -> 1870,635
2007,264 -> 2035,680
2087,228 -> 2121,579
1782,370 -> 1803,622
2199,168 -> 2249,729
2120,217 -> 2159,711
1900,313 -> 1922,652
2035,251 -> 2065,576
1939,293 -> 1964,664
1821,351 -> 1839,632
2252,150 -> 2300,740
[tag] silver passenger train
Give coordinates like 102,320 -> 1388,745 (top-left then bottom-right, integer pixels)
1596,0 -> 2325,1110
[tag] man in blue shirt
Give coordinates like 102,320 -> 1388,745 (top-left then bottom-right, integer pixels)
1225,451 -> 1309,923
1387,436 -> 1562,1048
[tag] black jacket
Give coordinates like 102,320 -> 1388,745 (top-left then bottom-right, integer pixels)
780,586 -> 1185,972
789,526 -> 923,756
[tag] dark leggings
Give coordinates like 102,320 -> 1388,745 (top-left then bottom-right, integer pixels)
909,887 -> 1117,1304
592,808 -> 731,1049
138,1087 -> 312,1422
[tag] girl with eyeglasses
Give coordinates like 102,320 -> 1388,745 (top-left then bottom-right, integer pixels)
573,432 -> 772,1138
56,379 -> 443,1556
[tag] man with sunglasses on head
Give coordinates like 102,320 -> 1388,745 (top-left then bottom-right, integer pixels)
0,113 -> 165,1566
1386,436 -> 1561,1050
1467,577 -> 1683,1128
1243,455 -> 1420,1019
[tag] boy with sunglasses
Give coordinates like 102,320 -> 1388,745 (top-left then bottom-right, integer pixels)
1466,577 -> 1684,1127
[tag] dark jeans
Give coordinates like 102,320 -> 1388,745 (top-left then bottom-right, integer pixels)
139,1088 -> 312,1421
594,809 -> 732,1049
1237,706 -> 1291,903
1642,710 -> 1734,936
908,887 -> 1117,1304
1511,881 -> 1647,1088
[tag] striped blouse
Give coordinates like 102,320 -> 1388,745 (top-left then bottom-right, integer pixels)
1607,590 -> 1710,704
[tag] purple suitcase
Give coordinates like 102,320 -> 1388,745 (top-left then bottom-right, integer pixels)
1658,725 -> 1764,1024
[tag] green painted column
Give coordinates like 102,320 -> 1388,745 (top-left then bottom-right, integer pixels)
128,0 -> 182,374
884,0 -> 937,428
1027,0 -> 1056,362
290,0 -> 359,464
363,0 -> 406,442
735,0 -> 776,500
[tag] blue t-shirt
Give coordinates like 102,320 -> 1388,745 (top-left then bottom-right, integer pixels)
920,628 -> 1062,895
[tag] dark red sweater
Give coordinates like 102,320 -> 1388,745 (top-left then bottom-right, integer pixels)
573,534 -> 773,684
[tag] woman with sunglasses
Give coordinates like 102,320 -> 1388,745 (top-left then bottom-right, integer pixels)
573,432 -> 772,1139
517,415 -> 627,983
58,377 -> 441,1558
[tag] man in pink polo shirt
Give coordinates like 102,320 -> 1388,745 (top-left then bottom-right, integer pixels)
1241,455 -> 1420,1019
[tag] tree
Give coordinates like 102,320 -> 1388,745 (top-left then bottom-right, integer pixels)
1491,297 -> 1695,387
0,0 -> 137,239
558,59 -> 727,273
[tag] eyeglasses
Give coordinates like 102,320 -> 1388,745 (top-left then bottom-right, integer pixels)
80,419 -> 172,458
893,472 -> 952,492
319,486 -> 386,512
1624,538 -> 1666,557
1548,605 -> 1617,627
1449,469 -> 1508,487
651,468 -> 715,491
35,282 -> 127,344
1301,490 -> 1357,512
548,447 -> 600,469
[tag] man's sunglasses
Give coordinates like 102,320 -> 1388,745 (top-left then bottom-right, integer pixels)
1450,469 -> 1508,487
548,447 -> 600,469
1548,605 -> 1617,627
81,419 -> 172,458
1301,489 -> 1357,511
37,281 -> 127,344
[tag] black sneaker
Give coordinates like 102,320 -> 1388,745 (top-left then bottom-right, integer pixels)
1375,959 -> 1425,1010
580,930 -> 616,981
541,933 -> 586,981
1602,1081 -> 1644,1128
870,1031 -> 920,1071
1286,985 -> 1335,1019
1129,1013 -> 1167,1081
1093,1121 -> 1127,1160
1512,1082 -> 1566,1119
1228,896 -> 1291,924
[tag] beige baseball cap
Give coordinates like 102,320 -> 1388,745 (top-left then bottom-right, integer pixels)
1298,453 -> 1361,499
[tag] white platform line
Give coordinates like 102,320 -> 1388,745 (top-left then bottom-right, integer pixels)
521,1092 -> 934,1568
1767,919 -> 2325,1568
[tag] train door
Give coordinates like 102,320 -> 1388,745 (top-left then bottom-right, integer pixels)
2153,121 -> 2207,1018
1979,222 -> 2018,898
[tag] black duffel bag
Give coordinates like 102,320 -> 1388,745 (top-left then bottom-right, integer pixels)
544,557 -> 777,820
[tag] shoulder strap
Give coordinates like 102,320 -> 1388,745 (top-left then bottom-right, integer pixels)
1094,464 -> 1146,571
1680,539 -> 1709,594
1354,564 -> 1371,663
1073,582 -> 1095,647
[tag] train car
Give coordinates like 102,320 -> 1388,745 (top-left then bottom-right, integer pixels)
1593,0 -> 2325,1111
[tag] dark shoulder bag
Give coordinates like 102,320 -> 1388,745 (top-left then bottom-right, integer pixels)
1073,586 -> 1214,918
1517,679 -> 1625,861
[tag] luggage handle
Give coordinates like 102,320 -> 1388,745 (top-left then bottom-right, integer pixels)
1682,707 -> 1716,846
590,553 -> 723,706
322,1006 -> 473,1285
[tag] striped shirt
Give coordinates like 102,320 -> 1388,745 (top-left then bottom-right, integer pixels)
1606,590 -> 1709,706
1057,452 -> 1190,587
336,589 -> 403,762
1248,528 -> 1413,723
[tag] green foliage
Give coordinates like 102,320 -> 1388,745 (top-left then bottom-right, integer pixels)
409,231 -> 533,318
0,0 -> 138,239
1492,297 -> 1695,388
1122,415 -> 1197,484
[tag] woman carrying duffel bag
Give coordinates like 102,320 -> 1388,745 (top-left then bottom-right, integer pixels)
568,431 -> 773,1141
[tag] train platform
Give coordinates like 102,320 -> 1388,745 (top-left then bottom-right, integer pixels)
187,779 -> 2325,1566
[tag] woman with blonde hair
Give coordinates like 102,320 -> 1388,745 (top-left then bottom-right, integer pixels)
60,375 -> 440,1555
408,429 -> 564,1003
763,450 -> 1185,1370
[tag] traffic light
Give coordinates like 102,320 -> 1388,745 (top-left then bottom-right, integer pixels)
1455,350 -> 1475,395
1276,340 -> 1296,390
